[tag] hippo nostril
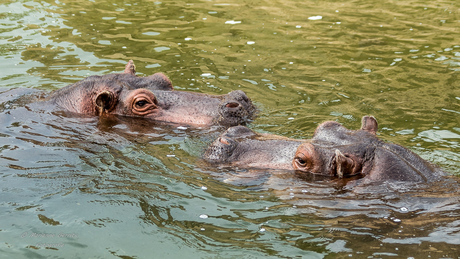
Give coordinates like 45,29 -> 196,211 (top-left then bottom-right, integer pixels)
226,102 -> 240,109
219,137 -> 230,145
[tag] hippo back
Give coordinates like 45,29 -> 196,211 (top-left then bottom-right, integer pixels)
367,142 -> 444,183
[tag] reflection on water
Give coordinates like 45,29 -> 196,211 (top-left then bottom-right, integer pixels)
0,0 -> 460,258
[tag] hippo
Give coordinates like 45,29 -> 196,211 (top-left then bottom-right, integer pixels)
46,61 -> 256,127
204,116 -> 445,183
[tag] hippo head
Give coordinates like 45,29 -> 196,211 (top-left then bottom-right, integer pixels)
49,61 -> 256,127
292,116 -> 378,178
293,116 -> 441,182
49,61 -> 171,117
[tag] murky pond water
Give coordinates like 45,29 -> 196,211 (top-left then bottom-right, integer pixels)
1,0 -> 460,258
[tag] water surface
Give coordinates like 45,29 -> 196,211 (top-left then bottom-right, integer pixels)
1,0 -> 460,258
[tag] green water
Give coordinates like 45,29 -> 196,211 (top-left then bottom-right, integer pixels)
1,0 -> 460,258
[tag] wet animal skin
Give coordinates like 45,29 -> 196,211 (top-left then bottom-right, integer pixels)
47,60 -> 256,127
204,116 -> 445,183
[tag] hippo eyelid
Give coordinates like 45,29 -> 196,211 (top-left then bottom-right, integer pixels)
294,152 -> 309,167
128,90 -> 159,116
296,157 -> 307,166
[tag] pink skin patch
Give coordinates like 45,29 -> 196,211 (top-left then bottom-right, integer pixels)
219,137 -> 230,145
152,109 -> 214,126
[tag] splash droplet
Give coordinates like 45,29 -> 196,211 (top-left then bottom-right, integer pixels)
308,16 -> 322,20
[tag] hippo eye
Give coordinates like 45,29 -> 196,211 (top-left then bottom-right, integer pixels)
135,100 -> 148,108
295,157 -> 307,167
129,90 -> 158,116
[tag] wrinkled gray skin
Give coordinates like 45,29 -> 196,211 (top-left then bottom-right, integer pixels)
204,125 -> 305,170
292,116 -> 445,182
47,60 -> 256,127
204,116 -> 445,183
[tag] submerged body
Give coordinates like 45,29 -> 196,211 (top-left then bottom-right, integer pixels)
47,61 -> 256,127
204,116 -> 445,183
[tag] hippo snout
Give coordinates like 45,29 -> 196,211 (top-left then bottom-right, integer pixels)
217,90 -> 256,126
221,100 -> 245,116
203,135 -> 238,163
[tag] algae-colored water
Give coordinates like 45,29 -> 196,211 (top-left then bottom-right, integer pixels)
1,0 -> 460,258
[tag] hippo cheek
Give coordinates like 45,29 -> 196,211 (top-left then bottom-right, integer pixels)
150,108 -> 215,126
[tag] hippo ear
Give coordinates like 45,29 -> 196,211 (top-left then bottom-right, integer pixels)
95,91 -> 116,115
361,116 -> 378,135
335,150 -> 362,178
124,60 -> 136,75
